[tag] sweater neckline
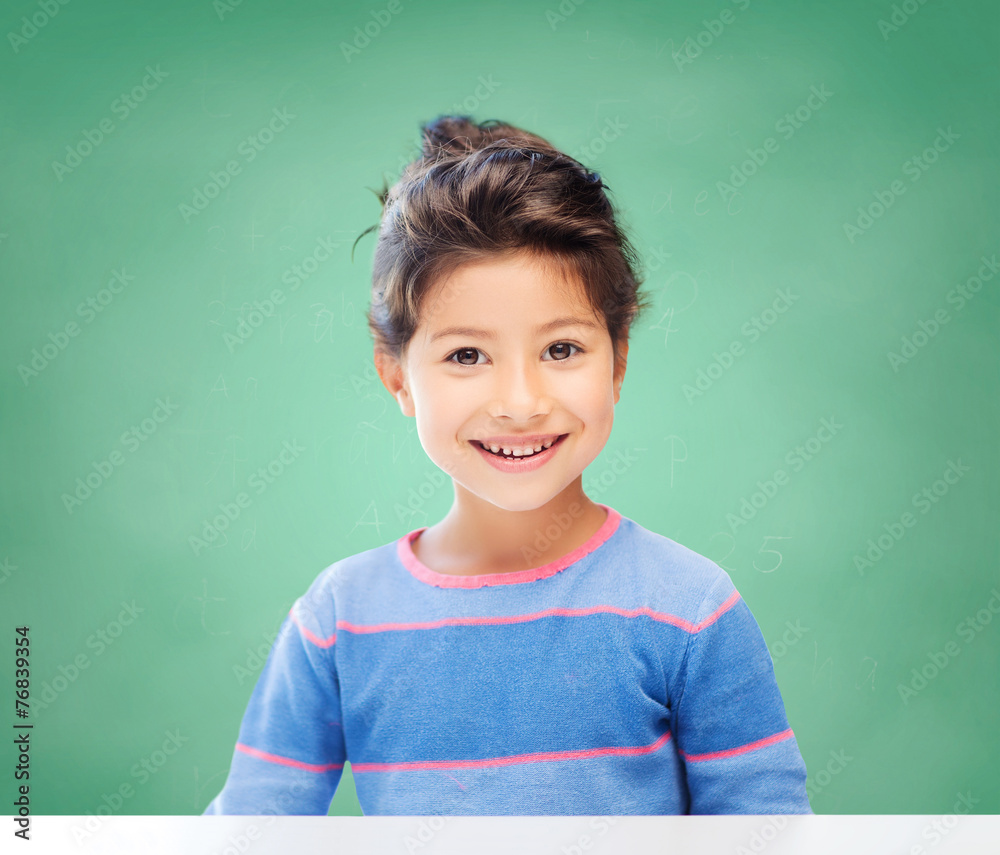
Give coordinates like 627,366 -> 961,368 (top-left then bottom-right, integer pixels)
396,503 -> 622,589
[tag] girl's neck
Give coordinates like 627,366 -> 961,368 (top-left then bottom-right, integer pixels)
411,485 -> 607,577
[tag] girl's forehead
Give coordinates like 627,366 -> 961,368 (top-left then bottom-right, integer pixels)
426,254 -> 592,309
420,279 -> 598,334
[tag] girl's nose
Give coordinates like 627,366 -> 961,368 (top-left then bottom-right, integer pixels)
489,362 -> 550,421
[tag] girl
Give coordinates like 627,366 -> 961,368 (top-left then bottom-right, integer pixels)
205,115 -> 812,816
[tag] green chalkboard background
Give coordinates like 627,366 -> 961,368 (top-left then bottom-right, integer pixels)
1,0 -> 997,824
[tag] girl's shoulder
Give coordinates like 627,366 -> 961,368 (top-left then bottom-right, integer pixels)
296,532 -> 412,605
606,513 -> 737,619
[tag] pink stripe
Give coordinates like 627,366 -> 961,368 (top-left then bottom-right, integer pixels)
695,589 -> 741,631
336,595 -> 742,635
352,731 -> 672,773
236,742 -> 343,773
397,504 -> 622,588
681,729 -> 795,763
289,606 -> 336,648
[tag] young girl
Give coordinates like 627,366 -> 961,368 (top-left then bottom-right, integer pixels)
205,115 -> 812,816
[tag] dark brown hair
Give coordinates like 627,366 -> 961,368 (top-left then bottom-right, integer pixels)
364,115 -> 652,372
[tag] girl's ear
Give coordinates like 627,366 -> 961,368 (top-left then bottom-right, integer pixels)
374,348 -> 415,417
613,341 -> 629,404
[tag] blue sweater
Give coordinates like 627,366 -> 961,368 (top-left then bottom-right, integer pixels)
205,504 -> 812,815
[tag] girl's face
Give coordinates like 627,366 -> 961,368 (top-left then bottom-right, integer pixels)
380,252 -> 627,513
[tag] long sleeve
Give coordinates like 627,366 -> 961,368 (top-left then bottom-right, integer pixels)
672,574 -> 812,815
204,587 -> 346,815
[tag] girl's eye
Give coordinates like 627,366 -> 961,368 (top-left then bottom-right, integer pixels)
446,343 -> 583,366
448,347 -> 485,366
545,342 -> 581,361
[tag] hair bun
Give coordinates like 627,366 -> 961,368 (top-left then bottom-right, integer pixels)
419,115 -> 557,160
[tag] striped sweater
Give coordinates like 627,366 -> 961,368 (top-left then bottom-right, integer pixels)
205,504 -> 812,815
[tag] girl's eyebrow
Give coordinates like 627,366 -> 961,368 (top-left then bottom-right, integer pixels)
429,316 -> 601,343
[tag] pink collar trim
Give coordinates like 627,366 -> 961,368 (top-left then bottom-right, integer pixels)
396,504 -> 622,589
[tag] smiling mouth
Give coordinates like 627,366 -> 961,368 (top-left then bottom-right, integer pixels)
471,434 -> 568,460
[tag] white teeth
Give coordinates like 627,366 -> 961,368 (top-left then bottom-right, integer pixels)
478,437 -> 560,457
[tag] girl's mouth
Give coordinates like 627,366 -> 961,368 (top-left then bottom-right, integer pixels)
470,434 -> 568,473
